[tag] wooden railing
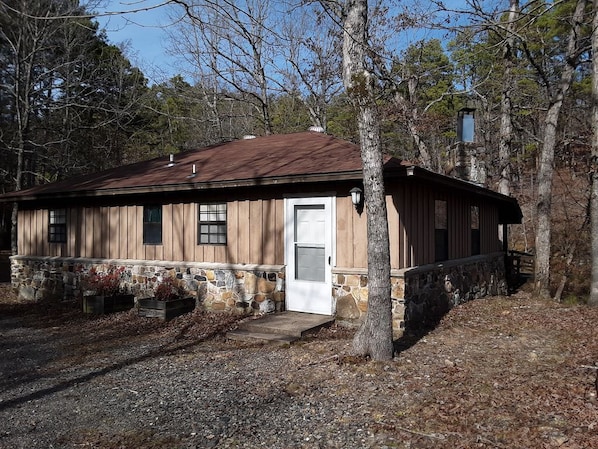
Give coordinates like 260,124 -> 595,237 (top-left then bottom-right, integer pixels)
507,250 -> 534,283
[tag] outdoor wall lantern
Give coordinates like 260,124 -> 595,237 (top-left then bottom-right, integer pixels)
350,187 -> 364,214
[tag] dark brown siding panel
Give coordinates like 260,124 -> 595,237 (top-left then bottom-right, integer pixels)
407,185 -> 415,267
422,185 -> 432,265
480,203 -> 500,253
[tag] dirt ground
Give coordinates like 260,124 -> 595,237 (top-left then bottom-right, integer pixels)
0,283 -> 597,448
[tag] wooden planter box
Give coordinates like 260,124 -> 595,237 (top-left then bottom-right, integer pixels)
83,294 -> 135,314
138,297 -> 196,321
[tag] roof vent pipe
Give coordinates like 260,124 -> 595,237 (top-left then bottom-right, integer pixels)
166,154 -> 175,167
243,135 -> 256,140
308,126 -> 324,133
187,163 -> 197,179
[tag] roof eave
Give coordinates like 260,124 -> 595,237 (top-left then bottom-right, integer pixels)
0,170 -> 364,203
399,165 -> 523,224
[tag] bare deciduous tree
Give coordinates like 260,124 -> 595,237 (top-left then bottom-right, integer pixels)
170,0 -> 277,135
533,0 -> 587,298
332,0 -> 393,360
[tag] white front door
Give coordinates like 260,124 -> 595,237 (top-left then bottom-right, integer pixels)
285,197 -> 334,315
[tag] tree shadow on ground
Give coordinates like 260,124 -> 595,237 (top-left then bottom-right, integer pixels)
0,298 -> 243,413
393,272 -> 533,356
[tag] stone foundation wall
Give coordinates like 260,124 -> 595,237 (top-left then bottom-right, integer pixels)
12,253 -> 507,334
10,256 -> 285,314
333,252 -> 507,337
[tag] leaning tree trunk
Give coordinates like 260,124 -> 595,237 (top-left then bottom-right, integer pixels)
589,0 -> 598,307
341,0 -> 393,360
534,0 -> 586,299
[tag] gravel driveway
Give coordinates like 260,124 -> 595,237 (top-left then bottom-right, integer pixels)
2,291 -> 597,449
0,305 -> 393,449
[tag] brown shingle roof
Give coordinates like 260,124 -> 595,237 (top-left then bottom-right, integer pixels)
0,131 -> 522,223
6,131 -> 384,200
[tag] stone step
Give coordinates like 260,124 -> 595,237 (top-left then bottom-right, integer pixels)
226,329 -> 298,345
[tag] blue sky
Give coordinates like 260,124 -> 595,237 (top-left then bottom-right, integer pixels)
94,1 -> 182,84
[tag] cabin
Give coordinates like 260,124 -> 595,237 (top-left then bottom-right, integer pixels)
0,131 -> 521,335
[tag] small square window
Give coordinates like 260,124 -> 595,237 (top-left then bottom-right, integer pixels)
198,203 -> 227,245
48,209 -> 67,243
143,205 -> 162,245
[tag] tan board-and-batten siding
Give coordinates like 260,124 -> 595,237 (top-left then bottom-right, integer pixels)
335,182 -> 502,270
18,199 -> 285,265
18,182 -> 502,270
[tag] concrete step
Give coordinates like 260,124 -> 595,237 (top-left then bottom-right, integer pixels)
226,329 -> 298,345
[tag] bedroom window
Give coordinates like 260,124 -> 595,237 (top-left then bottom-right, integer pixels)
435,200 -> 448,262
471,205 -> 480,255
48,209 -> 67,243
198,203 -> 227,245
143,205 -> 162,245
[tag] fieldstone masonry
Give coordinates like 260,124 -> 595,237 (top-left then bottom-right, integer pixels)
12,253 -> 507,336
333,252 -> 508,338
10,256 -> 285,315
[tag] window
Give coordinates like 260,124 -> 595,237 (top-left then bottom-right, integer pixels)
48,209 -> 67,243
471,205 -> 480,255
198,203 -> 227,244
143,205 -> 162,245
435,200 -> 448,262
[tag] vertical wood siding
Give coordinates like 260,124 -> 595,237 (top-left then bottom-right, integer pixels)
480,202 -> 501,253
18,188 -> 503,269
336,182 -> 503,270
18,199 -> 286,265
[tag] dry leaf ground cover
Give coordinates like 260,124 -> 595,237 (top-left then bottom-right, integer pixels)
0,282 -> 596,448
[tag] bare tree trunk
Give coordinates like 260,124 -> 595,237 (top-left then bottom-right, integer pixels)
534,0 -> 586,299
590,0 -> 598,307
498,0 -> 518,197
553,243 -> 575,302
393,91 -> 433,170
340,0 -> 393,360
